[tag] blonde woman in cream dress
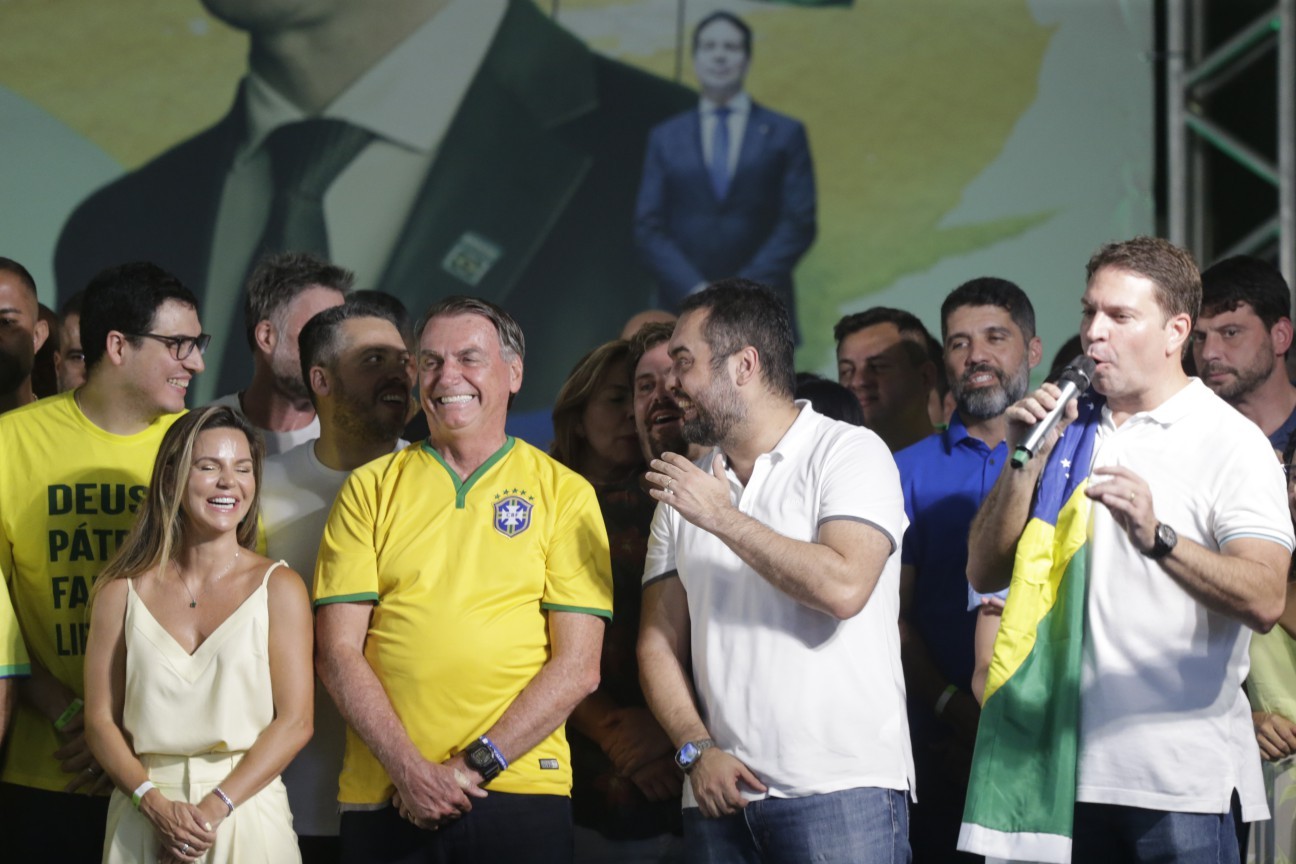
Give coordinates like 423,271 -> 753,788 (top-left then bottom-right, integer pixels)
84,406 -> 313,863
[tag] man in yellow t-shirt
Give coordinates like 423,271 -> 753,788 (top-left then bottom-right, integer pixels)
316,296 -> 611,864
0,580 -> 31,745
0,262 -> 205,861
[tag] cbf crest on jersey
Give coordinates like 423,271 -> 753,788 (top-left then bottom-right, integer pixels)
493,489 -> 534,537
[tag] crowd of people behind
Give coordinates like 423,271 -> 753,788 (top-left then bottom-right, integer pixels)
0,235 -> 1294,864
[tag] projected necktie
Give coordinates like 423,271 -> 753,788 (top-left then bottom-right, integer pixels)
252,118 -> 374,263
709,106 -> 732,200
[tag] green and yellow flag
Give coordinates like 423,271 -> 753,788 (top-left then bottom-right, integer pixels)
958,395 -> 1103,864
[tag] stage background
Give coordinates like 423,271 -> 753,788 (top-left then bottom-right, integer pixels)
1,0 -> 1154,425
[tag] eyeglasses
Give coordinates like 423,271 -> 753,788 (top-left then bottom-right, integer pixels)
126,332 -> 212,361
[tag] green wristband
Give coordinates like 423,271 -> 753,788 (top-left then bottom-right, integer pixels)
54,698 -> 84,731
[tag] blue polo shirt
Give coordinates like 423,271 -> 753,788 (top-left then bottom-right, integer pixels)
1268,403 -> 1296,453
894,413 -> 1007,693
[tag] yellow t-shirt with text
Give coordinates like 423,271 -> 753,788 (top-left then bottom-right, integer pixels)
314,437 -> 612,804
0,392 -> 181,790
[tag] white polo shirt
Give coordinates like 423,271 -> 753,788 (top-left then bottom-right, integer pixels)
644,402 -> 914,806
1077,379 -> 1293,818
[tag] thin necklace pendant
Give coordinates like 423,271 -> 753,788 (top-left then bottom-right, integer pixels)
175,549 -> 239,609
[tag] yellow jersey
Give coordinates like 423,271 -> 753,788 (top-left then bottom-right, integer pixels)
0,392 -> 182,790
314,437 -> 612,803
0,576 -> 29,678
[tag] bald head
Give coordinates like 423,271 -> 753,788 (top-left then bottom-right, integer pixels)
0,258 -> 49,409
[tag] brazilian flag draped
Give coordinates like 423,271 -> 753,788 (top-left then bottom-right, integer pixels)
958,394 -> 1104,864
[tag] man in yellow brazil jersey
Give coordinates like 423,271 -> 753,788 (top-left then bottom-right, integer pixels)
314,296 -> 612,863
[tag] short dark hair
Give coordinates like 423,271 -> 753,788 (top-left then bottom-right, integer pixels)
692,11 -> 752,57
833,307 -> 936,369
348,290 -> 409,339
795,376 -> 865,426
0,257 -> 38,300
679,279 -> 795,398
940,277 -> 1037,342
59,289 -> 85,320
1086,236 -> 1200,324
627,321 -> 677,375
298,298 -> 406,406
243,252 -> 353,350
1200,255 -> 1291,330
80,262 -> 198,373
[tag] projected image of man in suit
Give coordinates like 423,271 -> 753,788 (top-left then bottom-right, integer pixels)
634,11 -> 817,337
55,0 -> 694,419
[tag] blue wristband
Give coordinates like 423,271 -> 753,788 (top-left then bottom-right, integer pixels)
480,735 -> 508,771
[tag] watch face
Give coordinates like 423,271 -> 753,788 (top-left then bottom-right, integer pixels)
468,745 -> 493,770
1158,523 -> 1177,547
676,742 -> 700,769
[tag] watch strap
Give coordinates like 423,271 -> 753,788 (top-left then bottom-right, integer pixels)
1147,522 -> 1177,560
675,737 -> 716,774
465,736 -> 505,783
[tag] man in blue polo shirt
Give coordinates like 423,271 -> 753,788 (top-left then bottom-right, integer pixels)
894,277 -> 1042,862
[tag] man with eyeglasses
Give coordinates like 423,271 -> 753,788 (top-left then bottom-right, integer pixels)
0,261 -> 206,861
55,290 -> 87,393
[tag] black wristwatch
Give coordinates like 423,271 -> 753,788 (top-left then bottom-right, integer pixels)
463,736 -> 506,784
1146,522 -> 1178,560
674,738 -> 715,774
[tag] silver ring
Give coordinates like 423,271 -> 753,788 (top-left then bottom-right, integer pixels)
85,765 -> 98,775
181,843 -> 190,854
665,478 -> 674,491
1128,492 -> 1135,502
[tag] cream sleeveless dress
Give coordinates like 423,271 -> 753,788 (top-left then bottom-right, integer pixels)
102,561 -> 301,864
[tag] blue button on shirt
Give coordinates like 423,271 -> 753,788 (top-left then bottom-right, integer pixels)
894,413 -> 1008,693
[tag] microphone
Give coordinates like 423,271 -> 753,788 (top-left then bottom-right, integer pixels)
1010,355 -> 1096,469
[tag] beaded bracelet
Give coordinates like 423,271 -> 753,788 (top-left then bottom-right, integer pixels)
212,786 -> 235,816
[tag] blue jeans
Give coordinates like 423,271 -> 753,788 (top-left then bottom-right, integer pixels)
1072,801 -> 1241,864
682,787 -> 911,864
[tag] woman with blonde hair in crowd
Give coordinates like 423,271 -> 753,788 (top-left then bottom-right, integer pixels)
84,405 -> 313,863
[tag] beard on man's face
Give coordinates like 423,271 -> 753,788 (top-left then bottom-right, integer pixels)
952,361 -> 1029,421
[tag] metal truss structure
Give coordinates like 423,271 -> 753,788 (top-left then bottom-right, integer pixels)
1166,0 -> 1294,281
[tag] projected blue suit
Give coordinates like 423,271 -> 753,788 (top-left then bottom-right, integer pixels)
634,101 -> 816,335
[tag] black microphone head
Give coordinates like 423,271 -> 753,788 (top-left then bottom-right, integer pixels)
1059,355 -> 1097,390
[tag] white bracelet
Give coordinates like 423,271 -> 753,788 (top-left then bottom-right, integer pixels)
132,780 -> 155,810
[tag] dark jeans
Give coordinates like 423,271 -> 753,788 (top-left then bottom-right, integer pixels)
1072,800 -> 1241,864
300,833 -> 342,864
339,794 -> 572,864
682,787 -> 911,864
0,782 -> 110,863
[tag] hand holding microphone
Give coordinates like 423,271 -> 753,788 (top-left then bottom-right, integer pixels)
1009,355 -> 1096,469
